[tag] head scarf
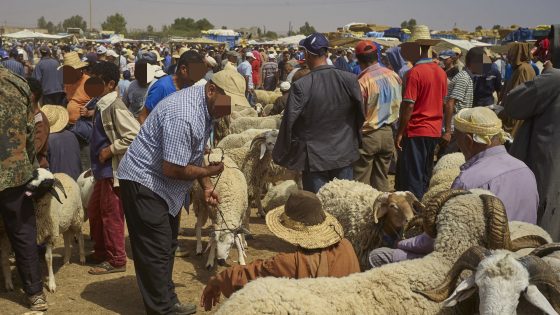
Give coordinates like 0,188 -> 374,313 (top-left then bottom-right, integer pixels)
507,42 -> 532,67
454,107 -> 512,145
386,46 -> 406,72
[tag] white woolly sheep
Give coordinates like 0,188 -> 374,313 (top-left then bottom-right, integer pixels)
317,179 -> 423,270
422,153 -> 466,204
229,115 -> 282,134
0,171 -> 85,293
216,189 -> 548,314
263,104 -> 274,116
254,90 -> 281,105
421,245 -> 560,315
230,107 -> 258,120
77,169 -> 94,211
191,153 -> 249,270
261,180 -> 298,213
216,128 -> 272,150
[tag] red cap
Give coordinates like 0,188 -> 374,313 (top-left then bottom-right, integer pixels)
355,40 -> 377,55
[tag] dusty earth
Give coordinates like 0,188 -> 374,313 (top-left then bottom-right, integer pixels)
0,211 -> 295,315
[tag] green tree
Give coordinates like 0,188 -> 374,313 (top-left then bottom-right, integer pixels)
101,13 -> 127,34
407,19 -> 417,29
46,21 -> 55,34
287,30 -> 297,36
171,17 -> 196,31
263,31 -> 278,39
37,16 -> 47,29
475,25 -> 483,32
257,27 -> 262,37
299,21 -> 316,36
221,25 -> 228,30
492,24 -> 502,30
62,15 -> 87,31
147,25 -> 154,33
195,18 -> 214,30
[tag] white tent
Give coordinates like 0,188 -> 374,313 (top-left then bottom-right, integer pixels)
275,34 -> 306,45
2,29 -> 72,40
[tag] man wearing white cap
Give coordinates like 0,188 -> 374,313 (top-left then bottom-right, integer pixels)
238,52 -> 255,104
270,81 -> 290,116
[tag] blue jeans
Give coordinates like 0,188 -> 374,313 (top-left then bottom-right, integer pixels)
302,166 -> 353,193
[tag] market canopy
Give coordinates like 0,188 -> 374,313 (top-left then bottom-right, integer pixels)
2,29 -> 72,40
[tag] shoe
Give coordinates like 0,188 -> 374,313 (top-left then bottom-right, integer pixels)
88,261 -> 126,275
174,246 -> 189,257
27,292 -> 48,311
172,302 -> 196,315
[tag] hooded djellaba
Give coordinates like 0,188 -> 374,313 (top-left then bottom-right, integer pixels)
499,42 -> 536,136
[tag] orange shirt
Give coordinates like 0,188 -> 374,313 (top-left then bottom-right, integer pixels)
65,74 -> 91,124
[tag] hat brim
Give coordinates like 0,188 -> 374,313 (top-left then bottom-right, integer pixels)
57,60 -> 89,70
265,206 -> 344,249
225,90 -> 250,108
42,105 -> 69,133
414,39 -> 441,47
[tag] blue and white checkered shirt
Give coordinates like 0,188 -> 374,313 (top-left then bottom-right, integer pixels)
117,85 -> 212,217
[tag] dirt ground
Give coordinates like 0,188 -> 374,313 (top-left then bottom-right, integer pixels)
0,211 -> 294,315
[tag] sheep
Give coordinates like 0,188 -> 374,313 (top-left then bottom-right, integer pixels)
191,153 -> 249,270
216,128 -> 272,150
263,104 -> 274,116
317,179 -> 423,270
229,115 -> 282,134
0,171 -> 85,293
418,245 -> 560,314
422,152 -> 466,204
261,180 -> 298,213
77,169 -> 95,211
254,90 -> 281,105
216,189 -> 548,314
230,107 -> 258,120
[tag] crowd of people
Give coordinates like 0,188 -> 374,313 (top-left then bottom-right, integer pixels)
0,29 -> 559,314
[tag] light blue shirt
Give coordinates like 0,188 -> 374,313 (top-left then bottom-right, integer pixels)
237,61 -> 254,89
117,85 -> 212,216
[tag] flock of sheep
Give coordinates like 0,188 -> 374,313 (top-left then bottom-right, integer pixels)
0,91 -> 559,314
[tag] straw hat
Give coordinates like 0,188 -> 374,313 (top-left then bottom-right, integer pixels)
41,105 -> 69,133
410,25 -> 431,41
150,50 -> 164,62
58,51 -> 88,70
211,69 -> 250,108
266,190 -> 344,249
454,107 -> 512,145
172,47 -> 189,59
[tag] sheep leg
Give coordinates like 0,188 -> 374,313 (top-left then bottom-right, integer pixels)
255,187 -> 266,218
195,216 -> 203,255
243,206 -> 253,239
63,231 -> 72,265
45,244 -> 56,293
76,230 -> 85,265
235,236 -> 246,266
206,241 -> 216,270
0,236 -> 13,291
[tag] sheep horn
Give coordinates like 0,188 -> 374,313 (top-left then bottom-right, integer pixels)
510,235 -> 550,251
49,178 -> 66,204
403,215 -> 424,236
479,194 -> 511,250
529,243 -> 560,258
518,255 -> 560,312
416,245 -> 488,302
423,190 -> 470,238
249,135 -> 266,150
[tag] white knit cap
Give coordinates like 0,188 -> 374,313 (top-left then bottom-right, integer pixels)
280,81 -> 291,92
454,107 -> 512,145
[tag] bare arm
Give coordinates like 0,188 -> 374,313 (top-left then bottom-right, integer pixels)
395,101 -> 414,150
443,98 -> 455,137
138,107 -> 149,125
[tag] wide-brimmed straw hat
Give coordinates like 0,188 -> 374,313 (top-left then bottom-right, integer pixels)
41,105 -> 69,133
58,51 -> 88,70
211,69 -> 250,108
266,190 -> 344,249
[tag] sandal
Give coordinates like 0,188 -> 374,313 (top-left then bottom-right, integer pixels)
88,261 -> 126,275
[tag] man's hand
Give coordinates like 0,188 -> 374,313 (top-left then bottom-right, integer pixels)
206,162 -> 224,177
99,146 -> 113,164
395,133 -> 404,151
204,186 -> 220,206
200,281 -> 221,311
441,131 -> 452,144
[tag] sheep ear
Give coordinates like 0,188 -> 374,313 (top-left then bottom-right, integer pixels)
442,275 -> 477,307
524,284 -> 557,315
404,191 -> 424,213
259,143 -> 266,160
373,193 -> 389,224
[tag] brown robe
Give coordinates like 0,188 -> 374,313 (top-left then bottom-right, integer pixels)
215,238 -> 360,298
34,110 -> 50,169
500,42 -> 536,136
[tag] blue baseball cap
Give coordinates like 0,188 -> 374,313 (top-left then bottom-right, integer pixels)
0,50 -> 8,60
439,50 -> 455,60
299,33 -> 330,55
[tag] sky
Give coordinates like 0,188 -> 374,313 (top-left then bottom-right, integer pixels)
2,0 -> 559,34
